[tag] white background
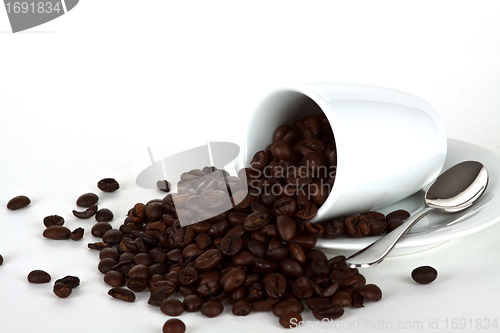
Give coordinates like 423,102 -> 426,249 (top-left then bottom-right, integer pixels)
1,1 -> 500,332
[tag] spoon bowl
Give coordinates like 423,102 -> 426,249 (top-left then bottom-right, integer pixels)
346,161 -> 488,268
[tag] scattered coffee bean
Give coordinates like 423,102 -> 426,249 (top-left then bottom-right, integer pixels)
108,287 -> 136,302
279,311 -> 303,329
412,266 -> 438,284
70,227 -> 84,241
43,226 -> 71,240
163,318 -> 186,333
7,195 -> 30,210
43,215 -> 64,228
98,178 -> 120,192
104,271 -> 126,287
157,180 -> 171,192
95,208 -> 114,222
91,222 -> 112,238
27,270 -> 51,283
53,282 -> 72,298
76,193 -> 99,207
0,254 -> 3,265
386,209 -> 411,221
55,275 -> 80,289
73,204 -> 98,219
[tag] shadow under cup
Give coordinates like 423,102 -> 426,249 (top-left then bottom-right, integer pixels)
241,83 -> 447,223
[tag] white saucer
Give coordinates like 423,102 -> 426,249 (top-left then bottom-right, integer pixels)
315,138 -> 500,256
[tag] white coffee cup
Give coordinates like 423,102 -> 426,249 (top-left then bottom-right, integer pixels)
239,82 -> 447,222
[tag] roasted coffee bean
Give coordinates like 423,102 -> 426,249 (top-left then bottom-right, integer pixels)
108,287 -> 135,302
289,234 -> 317,250
243,211 -> 271,231
43,215 -> 64,228
0,254 -> 3,265
311,257 -> 329,275
386,209 -> 410,221
250,150 -> 268,170
247,240 -> 267,259
53,282 -> 72,298
344,215 -> 370,237
76,193 -> 99,208
265,247 -> 288,263
253,298 -> 279,312
160,298 -> 185,316
163,318 -> 186,333
104,271 -> 125,287
273,125 -> 291,143
200,300 -> 224,318
7,195 -> 30,210
98,178 -> 119,192
102,229 -> 123,245
352,292 -> 364,307
91,222 -> 112,238
174,225 -> 195,247
220,234 -> 243,256
232,300 -> 252,316
88,242 -> 111,250
228,211 -> 248,226
145,202 -> 164,221
324,219 -> 344,239
27,270 -> 51,283
43,226 -> 71,240
368,219 -> 387,236
253,258 -> 278,274
330,291 -> 352,307
273,300 -> 304,317
280,258 -> 304,278
387,218 -> 403,232
197,280 -> 219,298
219,267 -> 246,293
357,284 -> 382,301
288,243 -> 306,264
98,258 -> 118,274
55,276 -> 79,289
412,266 -> 438,284
73,204 -> 98,219
178,267 -> 199,286
194,249 -> 223,271
276,215 -> 296,241
183,294 -> 204,312
306,297 -> 333,311
263,273 -> 286,298
227,286 -> 247,305
208,219 -> 231,238
70,227 -> 84,241
245,282 -> 264,302
232,251 -> 256,266
293,276 -> 316,299
312,304 -> 344,320
95,208 -> 114,222
279,311 -> 303,329
157,180 -> 171,192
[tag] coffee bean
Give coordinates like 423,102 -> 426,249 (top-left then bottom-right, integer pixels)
178,267 -> 199,286
273,125 -> 291,143
387,218 -> 403,232
412,266 -> 438,284
306,297 -> 333,311
194,249 -> 223,271
53,282 -> 72,298
386,209 -> 410,221
98,258 -> 117,274
200,300 -> 224,318
276,215 -> 296,242
330,291 -> 352,307
70,227 -> 84,241
160,298 -> 185,316
279,311 -> 303,329
357,284 -> 382,301
273,300 -> 304,317
0,254 -> 3,265
253,298 -> 279,312
73,204 -> 98,219
43,215 -> 64,228
104,271 -> 125,287
253,258 -> 278,274
163,318 -> 185,333
88,242 -> 111,250
263,273 -> 286,299
98,178 -> 119,192
7,195 -> 31,210
95,208 -> 114,222
280,258 -> 304,278
220,234 -> 243,256
323,219 -> 344,239
27,270 -> 51,283
76,193 -> 99,207
183,294 -> 204,312
157,180 -> 171,192
271,141 -> 294,160
92,222 -> 112,238
43,226 -> 71,240
250,150 -> 268,170
102,229 -> 123,245
232,300 -> 252,316
243,211 -> 271,231
344,215 -> 370,238
288,243 -> 306,264
312,304 -> 344,320
108,287 -> 135,302
219,267 -> 246,293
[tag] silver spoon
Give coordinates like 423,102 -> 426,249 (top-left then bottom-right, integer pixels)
346,161 -> 488,268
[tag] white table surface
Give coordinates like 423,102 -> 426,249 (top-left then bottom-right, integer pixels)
1,1 -> 500,332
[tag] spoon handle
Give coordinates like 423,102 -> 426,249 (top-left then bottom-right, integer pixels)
346,207 -> 435,268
